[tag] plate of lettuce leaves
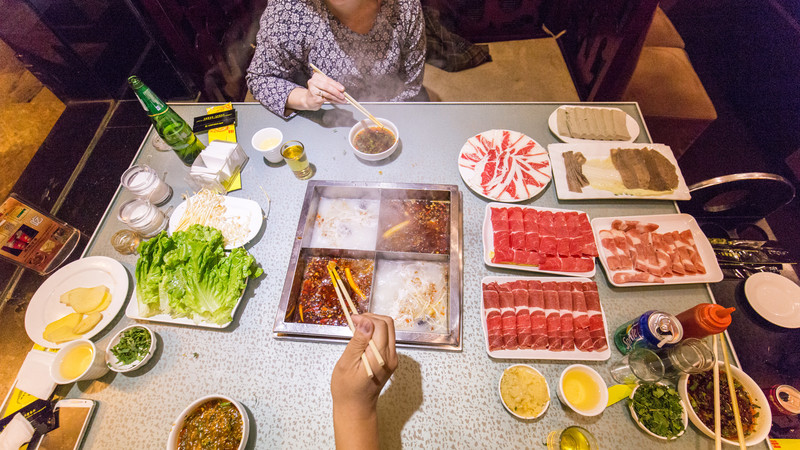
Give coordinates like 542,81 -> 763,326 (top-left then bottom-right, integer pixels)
126,225 -> 263,328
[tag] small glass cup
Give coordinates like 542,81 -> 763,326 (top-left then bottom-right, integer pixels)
121,164 -> 172,205
117,198 -> 167,238
609,347 -> 665,384
280,140 -> 314,180
547,426 -> 599,450
659,338 -> 715,378
111,229 -> 141,255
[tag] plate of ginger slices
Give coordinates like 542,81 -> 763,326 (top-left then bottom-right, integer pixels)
25,256 -> 129,348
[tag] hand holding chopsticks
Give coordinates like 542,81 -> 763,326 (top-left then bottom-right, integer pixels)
327,263 -> 385,378
309,63 -> 385,129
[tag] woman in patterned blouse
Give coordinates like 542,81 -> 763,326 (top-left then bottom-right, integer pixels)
246,0 -> 427,118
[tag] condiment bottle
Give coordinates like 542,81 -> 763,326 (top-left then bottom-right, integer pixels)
675,304 -> 735,339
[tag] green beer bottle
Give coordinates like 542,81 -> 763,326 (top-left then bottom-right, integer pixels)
128,76 -> 205,165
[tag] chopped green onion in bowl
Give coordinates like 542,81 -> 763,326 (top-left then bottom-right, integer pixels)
105,325 -> 156,372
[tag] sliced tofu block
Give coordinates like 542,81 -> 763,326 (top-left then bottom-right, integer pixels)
557,108 -> 571,137
611,109 -> 631,140
600,109 -> 616,140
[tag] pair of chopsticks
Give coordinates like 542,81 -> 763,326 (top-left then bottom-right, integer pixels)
308,63 -> 385,129
713,334 -> 747,450
326,262 -> 385,378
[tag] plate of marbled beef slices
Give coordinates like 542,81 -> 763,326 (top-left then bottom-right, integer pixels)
548,142 -> 691,201
480,276 -> 610,361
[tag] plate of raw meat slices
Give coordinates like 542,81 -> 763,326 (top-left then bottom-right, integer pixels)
483,203 -> 598,277
481,276 -> 610,361
457,129 -> 551,202
592,214 -> 723,287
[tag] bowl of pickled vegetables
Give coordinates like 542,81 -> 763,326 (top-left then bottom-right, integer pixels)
349,118 -> 399,161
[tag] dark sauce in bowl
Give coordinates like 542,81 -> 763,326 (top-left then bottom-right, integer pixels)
177,399 -> 243,450
354,126 -> 396,154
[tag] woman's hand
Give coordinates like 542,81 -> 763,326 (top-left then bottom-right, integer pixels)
287,72 -> 347,113
331,313 -> 397,449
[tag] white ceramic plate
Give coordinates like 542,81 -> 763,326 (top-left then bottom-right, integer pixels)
457,129 -> 551,202
548,105 -> 640,143
168,196 -> 263,249
125,280 -> 246,328
480,276 -> 611,361
482,203 -> 596,277
25,256 -> 129,348
678,362 -> 772,446
548,142 -> 691,200
592,214 -> 723,287
744,272 -> 800,328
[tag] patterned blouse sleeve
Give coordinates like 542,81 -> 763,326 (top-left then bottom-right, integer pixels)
392,0 -> 427,102
246,3 -> 305,118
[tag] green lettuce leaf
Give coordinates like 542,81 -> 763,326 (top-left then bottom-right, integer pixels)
135,225 -> 262,324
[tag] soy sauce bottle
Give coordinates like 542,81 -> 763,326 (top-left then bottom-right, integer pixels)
128,76 -> 205,165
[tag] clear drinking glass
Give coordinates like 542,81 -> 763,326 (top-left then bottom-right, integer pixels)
546,426 -> 599,450
117,199 -> 167,238
120,164 -> 172,205
281,140 -> 314,180
110,229 -> 141,255
609,347 -> 665,384
659,338 -> 715,377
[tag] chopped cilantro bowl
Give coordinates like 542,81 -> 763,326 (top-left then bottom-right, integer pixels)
628,383 -> 688,440
106,325 -> 156,372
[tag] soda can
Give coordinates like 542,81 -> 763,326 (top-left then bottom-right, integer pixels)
764,385 -> 800,416
614,310 -> 683,354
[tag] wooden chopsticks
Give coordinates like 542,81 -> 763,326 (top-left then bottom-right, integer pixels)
308,63 -> 384,129
326,262 -> 385,379
719,334 -> 747,449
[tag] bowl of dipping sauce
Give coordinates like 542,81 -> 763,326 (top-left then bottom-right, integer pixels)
50,339 -> 109,384
251,127 -> 284,163
499,364 -> 550,419
105,325 -> 157,373
558,364 -> 608,417
349,118 -> 399,161
167,394 -> 248,450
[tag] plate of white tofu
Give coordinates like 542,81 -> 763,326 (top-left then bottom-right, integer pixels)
548,105 -> 640,143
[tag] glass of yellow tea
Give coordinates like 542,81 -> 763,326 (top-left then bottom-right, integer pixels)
281,140 -> 314,180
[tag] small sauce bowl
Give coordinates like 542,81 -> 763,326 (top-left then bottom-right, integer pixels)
499,364 -> 551,419
167,394 -> 249,450
349,118 -> 399,161
558,364 -> 608,417
105,324 -> 157,373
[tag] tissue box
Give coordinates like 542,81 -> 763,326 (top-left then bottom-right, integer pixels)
187,140 -> 248,193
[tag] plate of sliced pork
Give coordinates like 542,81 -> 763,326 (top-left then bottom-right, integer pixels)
483,203 -> 597,277
458,129 -> 551,202
592,215 -> 723,287
481,276 -> 610,360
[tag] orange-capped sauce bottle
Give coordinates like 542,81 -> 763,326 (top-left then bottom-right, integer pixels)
676,304 -> 735,339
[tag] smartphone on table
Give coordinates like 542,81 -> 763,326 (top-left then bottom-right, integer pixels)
33,399 -> 96,450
